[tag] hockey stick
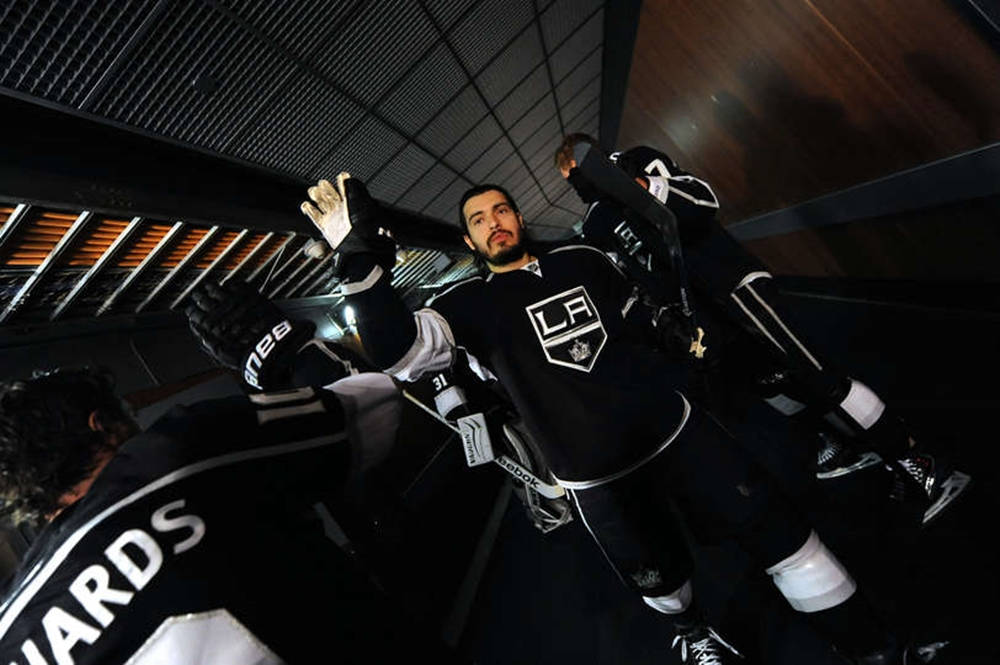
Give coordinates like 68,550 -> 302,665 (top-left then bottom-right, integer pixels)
399,389 -> 566,499
573,141 -> 696,323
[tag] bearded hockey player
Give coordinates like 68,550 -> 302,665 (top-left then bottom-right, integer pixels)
0,325 -> 467,662
298,172 -> 943,664
555,133 -> 971,526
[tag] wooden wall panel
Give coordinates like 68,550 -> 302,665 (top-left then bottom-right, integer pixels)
615,0 -> 1000,232
744,196 -> 1000,280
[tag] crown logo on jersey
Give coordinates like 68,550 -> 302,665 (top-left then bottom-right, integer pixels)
630,567 -> 664,590
568,339 -> 592,362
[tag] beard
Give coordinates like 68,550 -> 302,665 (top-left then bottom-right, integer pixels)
486,240 -> 527,266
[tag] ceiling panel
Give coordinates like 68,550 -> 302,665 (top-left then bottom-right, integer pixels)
417,85 -> 489,158
509,94 -> 557,147
0,0 -> 159,108
540,0 -> 605,50
312,0 -> 437,107
549,9 -> 603,82
560,78 -> 602,133
367,142 -> 439,202
494,65 -> 549,128
234,72 -> 366,177
397,163 -> 461,212
424,176 -> 472,220
448,0 -> 535,75
442,115 -> 504,172
556,46 -> 602,107
312,115 -> 408,182
217,0 -> 362,60
475,25 -> 545,106
424,0 -> 479,33
465,137 -> 515,183
377,42 -> 467,135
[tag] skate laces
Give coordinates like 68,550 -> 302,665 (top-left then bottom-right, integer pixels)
897,454 -> 935,495
816,433 -> 842,466
672,626 -> 741,664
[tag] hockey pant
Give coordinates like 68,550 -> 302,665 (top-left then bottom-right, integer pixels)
568,406 -> 854,615
726,272 -> 913,459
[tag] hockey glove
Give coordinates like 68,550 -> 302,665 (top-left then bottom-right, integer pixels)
300,173 -> 397,278
186,280 -> 315,391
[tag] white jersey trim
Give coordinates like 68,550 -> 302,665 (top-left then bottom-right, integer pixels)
553,393 -> 691,489
734,270 -> 773,291
0,432 -> 347,638
338,265 -> 383,296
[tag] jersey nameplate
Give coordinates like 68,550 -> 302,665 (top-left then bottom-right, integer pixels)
9,500 -> 206,665
525,286 -> 606,372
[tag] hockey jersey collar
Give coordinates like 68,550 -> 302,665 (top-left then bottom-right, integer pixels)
486,259 -> 542,281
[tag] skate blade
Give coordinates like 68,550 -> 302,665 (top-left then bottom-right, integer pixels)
904,639 -> 950,664
922,470 -> 972,526
816,451 -> 883,479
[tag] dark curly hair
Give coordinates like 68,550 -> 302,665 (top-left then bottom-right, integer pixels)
0,367 -> 132,525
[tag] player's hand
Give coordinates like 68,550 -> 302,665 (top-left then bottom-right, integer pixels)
185,280 -> 315,390
300,173 -> 395,262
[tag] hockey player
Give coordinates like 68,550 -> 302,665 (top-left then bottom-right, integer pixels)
554,134 -> 971,525
298,172 -> 936,664
0,319 -> 467,662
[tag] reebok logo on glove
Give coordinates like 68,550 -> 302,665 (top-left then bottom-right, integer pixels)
244,320 -> 293,389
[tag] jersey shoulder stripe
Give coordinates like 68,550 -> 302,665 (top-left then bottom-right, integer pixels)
425,275 -> 483,307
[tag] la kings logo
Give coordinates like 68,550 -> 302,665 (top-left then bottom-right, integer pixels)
526,286 -> 606,372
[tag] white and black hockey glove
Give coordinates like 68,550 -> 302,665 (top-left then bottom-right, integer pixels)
186,280 -> 316,391
300,173 -> 397,284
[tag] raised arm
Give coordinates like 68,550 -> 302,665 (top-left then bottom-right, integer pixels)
300,173 -> 456,380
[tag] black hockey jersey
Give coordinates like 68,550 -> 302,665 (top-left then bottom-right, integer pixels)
0,387 -> 456,665
421,245 -> 689,485
596,145 -> 766,300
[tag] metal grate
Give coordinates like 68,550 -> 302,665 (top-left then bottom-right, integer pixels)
549,9 -> 602,83
90,2 -> 299,152
367,143 -> 438,203
312,116 -> 408,181
233,71 -> 366,177
423,176 -> 472,219
447,0 -> 534,75
0,0 -> 157,107
398,163 -> 462,212
418,86 -> 489,160
312,0 -> 437,106
494,65 -> 549,128
540,0 -> 604,55
465,137 -> 515,183
377,42 -> 467,135
509,93 -> 557,147
216,0 -> 361,60
475,26 -> 544,106
441,115 -> 503,173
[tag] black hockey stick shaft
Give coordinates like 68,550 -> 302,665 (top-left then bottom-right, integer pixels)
573,141 -> 695,321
